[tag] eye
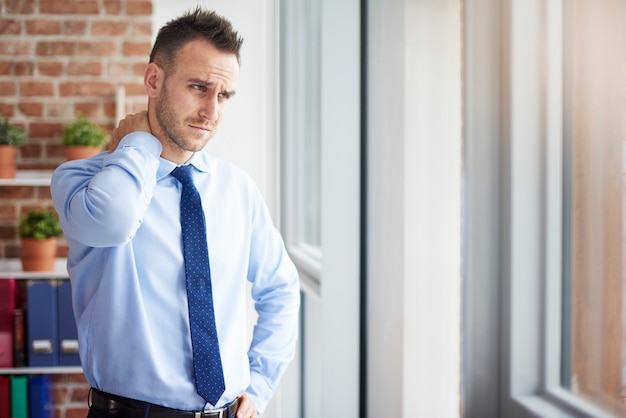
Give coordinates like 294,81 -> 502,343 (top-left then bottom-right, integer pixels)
218,91 -> 232,100
192,84 -> 207,92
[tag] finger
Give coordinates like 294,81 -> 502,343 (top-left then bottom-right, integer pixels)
108,116 -> 129,152
236,393 -> 258,418
108,112 -> 151,153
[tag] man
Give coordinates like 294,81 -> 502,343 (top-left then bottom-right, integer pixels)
51,7 -> 300,418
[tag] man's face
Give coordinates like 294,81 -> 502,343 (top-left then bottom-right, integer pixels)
152,39 -> 239,156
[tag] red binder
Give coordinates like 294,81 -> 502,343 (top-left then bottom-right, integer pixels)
0,279 -> 17,368
0,376 -> 9,418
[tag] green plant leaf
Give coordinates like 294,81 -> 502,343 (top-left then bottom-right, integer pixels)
62,116 -> 108,147
0,118 -> 26,147
18,207 -> 63,240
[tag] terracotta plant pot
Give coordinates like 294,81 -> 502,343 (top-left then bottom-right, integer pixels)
0,145 -> 18,178
20,237 -> 57,272
64,145 -> 102,161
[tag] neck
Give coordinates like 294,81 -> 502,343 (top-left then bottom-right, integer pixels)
147,107 -> 195,164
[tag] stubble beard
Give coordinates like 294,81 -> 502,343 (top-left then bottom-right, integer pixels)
155,84 -> 211,154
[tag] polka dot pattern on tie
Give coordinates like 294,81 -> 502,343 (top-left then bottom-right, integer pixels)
171,165 -> 225,406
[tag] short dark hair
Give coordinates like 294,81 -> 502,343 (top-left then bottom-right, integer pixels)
149,7 -> 243,72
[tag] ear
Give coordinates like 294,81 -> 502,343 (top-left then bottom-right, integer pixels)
144,62 -> 162,98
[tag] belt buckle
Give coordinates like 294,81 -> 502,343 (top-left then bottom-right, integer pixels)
197,409 -> 225,418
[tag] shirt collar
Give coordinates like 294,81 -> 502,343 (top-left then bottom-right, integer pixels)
156,150 -> 212,181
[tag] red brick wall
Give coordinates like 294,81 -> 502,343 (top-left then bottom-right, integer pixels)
0,0 -> 152,171
52,373 -> 92,418
0,0 -> 154,416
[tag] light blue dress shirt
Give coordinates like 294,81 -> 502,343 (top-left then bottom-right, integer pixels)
50,133 -> 300,413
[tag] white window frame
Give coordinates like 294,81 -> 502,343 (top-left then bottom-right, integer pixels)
278,0 -> 323,296
366,0 -> 463,415
278,0 -> 361,416
464,0 -> 622,416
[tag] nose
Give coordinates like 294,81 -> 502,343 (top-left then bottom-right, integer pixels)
199,94 -> 219,121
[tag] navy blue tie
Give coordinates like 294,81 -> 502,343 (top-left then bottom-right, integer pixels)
171,165 -> 225,405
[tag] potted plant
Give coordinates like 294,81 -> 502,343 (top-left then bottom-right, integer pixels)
62,116 -> 109,160
18,207 -> 63,272
0,118 -> 25,178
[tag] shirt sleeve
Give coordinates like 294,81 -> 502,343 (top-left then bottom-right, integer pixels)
244,190 -> 300,413
51,132 -> 162,248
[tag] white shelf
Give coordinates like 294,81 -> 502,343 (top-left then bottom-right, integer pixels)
0,366 -> 82,375
0,170 -> 53,186
0,258 -> 68,279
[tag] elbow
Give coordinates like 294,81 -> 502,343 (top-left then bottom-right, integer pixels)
59,189 -> 145,248
62,206 -> 141,248
51,161 -> 153,248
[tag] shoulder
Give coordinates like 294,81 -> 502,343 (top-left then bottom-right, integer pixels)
200,152 -> 259,190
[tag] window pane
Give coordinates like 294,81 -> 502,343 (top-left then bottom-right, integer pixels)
300,291 -> 322,417
280,0 -> 321,248
563,0 -> 626,414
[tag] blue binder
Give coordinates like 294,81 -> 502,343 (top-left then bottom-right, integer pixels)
57,280 -> 80,366
27,281 -> 58,367
28,376 -> 54,418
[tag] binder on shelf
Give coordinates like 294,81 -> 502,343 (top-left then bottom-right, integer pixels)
10,375 -> 27,418
0,279 -> 17,368
57,280 -> 80,366
28,376 -> 53,418
0,376 -> 9,418
27,281 -> 58,367
12,309 -> 25,368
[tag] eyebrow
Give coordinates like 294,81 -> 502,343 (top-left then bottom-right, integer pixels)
188,78 -> 236,96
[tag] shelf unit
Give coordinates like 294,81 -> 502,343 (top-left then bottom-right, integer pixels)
0,171 -> 83,375
0,170 -> 54,186
0,272 -> 82,375
0,258 -> 68,280
0,366 -> 81,375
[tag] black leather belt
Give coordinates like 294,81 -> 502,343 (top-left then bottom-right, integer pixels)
90,388 -> 239,418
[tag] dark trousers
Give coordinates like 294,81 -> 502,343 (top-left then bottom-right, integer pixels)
87,407 -> 115,418
86,389 -> 238,418
87,405 -> 151,418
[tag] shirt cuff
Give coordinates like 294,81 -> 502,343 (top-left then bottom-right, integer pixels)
116,131 -> 162,158
246,372 -> 274,414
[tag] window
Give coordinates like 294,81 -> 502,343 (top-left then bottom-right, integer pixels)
561,0 -> 626,414
280,0 -> 322,293
464,0 -> 626,416
279,1 -> 323,414
278,0 -> 360,416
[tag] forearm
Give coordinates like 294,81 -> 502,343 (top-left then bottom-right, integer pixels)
246,255 -> 300,412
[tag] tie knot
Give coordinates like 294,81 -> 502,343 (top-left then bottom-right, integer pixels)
171,165 -> 194,185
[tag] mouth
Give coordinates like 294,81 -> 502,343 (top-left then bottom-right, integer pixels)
188,124 -> 212,133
